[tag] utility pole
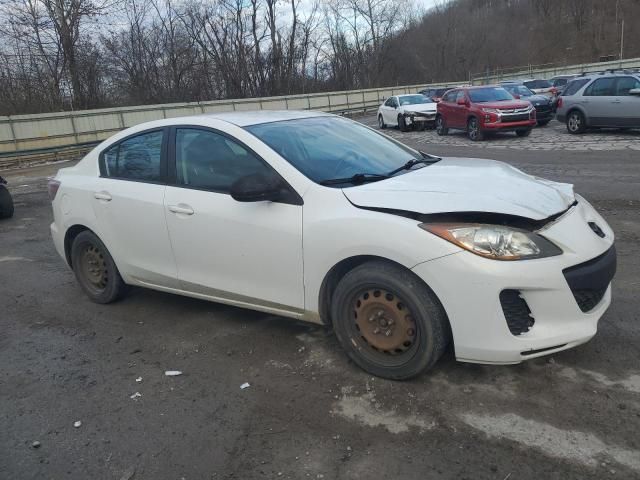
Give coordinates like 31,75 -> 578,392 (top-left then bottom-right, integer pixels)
620,18 -> 624,60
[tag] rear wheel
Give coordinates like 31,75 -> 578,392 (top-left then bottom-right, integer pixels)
435,115 -> 448,136
566,110 -> 586,134
0,185 -> 14,219
398,115 -> 409,132
516,128 -> 532,137
378,114 -> 386,129
331,260 -> 450,380
71,231 -> 127,304
467,117 -> 484,141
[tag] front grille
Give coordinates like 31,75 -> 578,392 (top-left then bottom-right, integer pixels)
501,113 -> 530,122
500,289 -> 534,335
563,245 -> 616,313
535,104 -> 551,113
572,287 -> 608,312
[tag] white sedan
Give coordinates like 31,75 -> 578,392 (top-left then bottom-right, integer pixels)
377,94 -> 438,131
49,111 -> 616,379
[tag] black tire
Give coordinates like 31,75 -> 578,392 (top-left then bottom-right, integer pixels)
566,109 -> 586,134
516,128 -> 532,137
398,115 -> 409,132
467,117 -> 484,141
435,115 -> 448,136
330,260 -> 450,380
378,114 -> 386,129
71,231 -> 127,304
537,120 -> 550,127
0,185 -> 14,219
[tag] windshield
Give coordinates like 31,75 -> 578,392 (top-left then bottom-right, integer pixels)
246,117 -> 421,186
468,87 -> 514,103
434,88 -> 449,97
398,95 -> 430,105
502,85 -> 533,97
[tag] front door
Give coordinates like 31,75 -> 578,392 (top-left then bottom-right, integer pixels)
613,76 -> 640,127
163,127 -> 305,314
581,77 -> 616,126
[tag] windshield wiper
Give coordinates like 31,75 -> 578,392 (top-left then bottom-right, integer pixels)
319,173 -> 389,186
387,154 -> 441,177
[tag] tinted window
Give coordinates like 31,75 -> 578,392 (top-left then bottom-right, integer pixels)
442,90 -> 457,102
102,130 -> 163,181
503,85 -> 533,97
398,95 -> 431,105
468,87 -> 513,103
435,88 -> 449,97
175,128 -> 272,192
246,117 -> 421,185
384,97 -> 395,107
615,77 -> 640,95
562,78 -> 589,96
553,79 -> 568,87
584,78 -> 616,96
524,80 -> 552,89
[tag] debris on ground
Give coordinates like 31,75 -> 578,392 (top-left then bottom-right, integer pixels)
31,441 -> 41,449
240,382 -> 250,389
73,421 -> 82,428
119,465 -> 136,480
135,377 -> 142,383
130,392 -> 142,400
165,370 -> 182,376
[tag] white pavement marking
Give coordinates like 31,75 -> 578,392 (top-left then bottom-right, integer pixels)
461,412 -> 640,471
0,256 -> 33,262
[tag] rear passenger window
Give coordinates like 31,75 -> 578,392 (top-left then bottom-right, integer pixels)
563,78 -> 589,96
584,78 -> 615,96
175,128 -> 273,193
102,130 -> 163,182
615,77 -> 640,95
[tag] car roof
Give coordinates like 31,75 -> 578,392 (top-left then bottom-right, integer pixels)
190,109 -> 332,127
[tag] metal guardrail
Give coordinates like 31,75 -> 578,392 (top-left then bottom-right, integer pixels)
1,82 -> 471,167
472,57 -> 640,84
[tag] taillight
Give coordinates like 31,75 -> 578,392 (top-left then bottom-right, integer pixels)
557,97 -> 563,109
48,178 -> 61,201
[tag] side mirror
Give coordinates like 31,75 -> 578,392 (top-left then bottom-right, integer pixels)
629,88 -> 640,96
230,172 -> 283,203
456,97 -> 467,106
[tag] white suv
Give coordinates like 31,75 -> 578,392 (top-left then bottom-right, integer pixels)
49,111 -> 616,379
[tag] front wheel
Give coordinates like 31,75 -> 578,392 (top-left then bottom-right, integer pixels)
467,117 -> 484,141
330,261 -> 450,380
566,110 -> 586,134
435,115 -> 448,136
378,114 -> 386,129
516,128 -> 532,137
398,115 -> 409,132
71,231 -> 127,304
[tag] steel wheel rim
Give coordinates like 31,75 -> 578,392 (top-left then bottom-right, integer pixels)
436,117 -> 444,133
349,287 -> 419,366
378,116 -> 383,128
81,244 -> 108,292
568,113 -> 580,131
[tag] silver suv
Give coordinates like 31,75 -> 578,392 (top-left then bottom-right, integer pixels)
556,71 -> 640,134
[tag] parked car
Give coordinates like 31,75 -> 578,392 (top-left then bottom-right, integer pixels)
556,72 -> 640,134
436,86 -> 537,141
522,79 -> 557,98
0,175 -> 14,219
550,74 -> 579,95
378,94 -> 437,131
500,82 -> 554,126
418,86 -> 454,103
48,111 -> 616,379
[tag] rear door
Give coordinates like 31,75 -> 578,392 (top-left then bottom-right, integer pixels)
613,76 -> 640,127
438,90 -> 458,127
94,128 -> 179,287
581,77 -> 616,126
163,126 -> 304,312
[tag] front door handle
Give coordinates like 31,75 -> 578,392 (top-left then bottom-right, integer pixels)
168,204 -> 194,215
94,191 -> 112,201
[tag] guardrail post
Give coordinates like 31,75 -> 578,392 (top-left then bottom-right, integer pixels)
8,118 -> 19,152
307,96 -> 311,110
161,108 -> 167,119
69,114 -> 79,145
118,112 -> 125,129
327,94 -> 332,112
285,97 -> 289,110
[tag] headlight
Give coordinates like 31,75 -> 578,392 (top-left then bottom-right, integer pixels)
419,223 -> 562,260
482,108 -> 500,114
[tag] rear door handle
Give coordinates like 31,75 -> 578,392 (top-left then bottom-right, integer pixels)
168,204 -> 194,215
94,191 -> 112,201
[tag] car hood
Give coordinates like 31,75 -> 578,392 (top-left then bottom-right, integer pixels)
343,158 -> 575,221
473,100 -> 531,110
401,103 -> 437,113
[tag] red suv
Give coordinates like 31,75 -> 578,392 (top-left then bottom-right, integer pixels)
436,86 -> 536,141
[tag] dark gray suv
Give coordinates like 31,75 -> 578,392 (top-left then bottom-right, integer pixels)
556,72 -> 640,134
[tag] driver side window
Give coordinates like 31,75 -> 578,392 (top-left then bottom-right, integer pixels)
174,128 -> 273,193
